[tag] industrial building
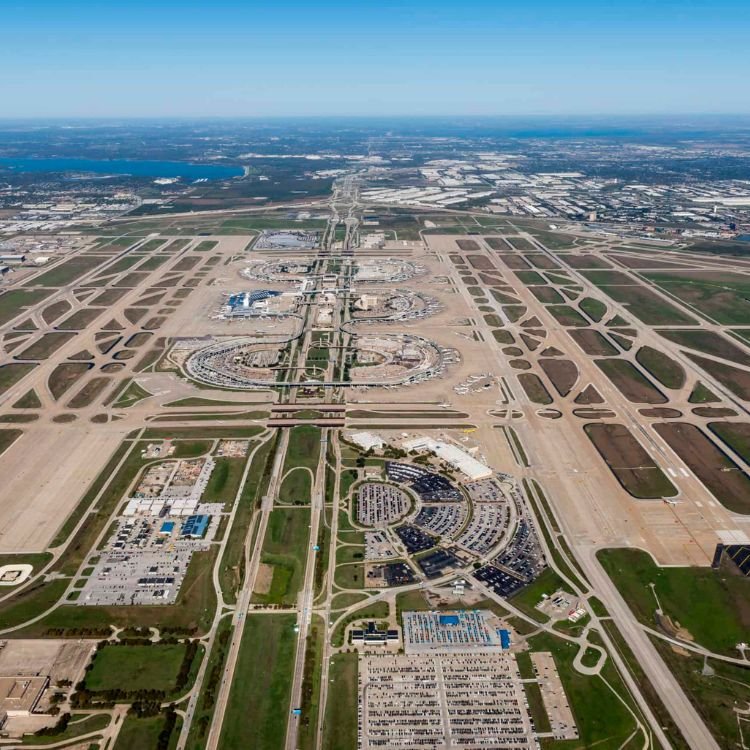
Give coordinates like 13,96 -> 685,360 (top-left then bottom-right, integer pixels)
402,610 -> 511,654
402,436 -> 493,480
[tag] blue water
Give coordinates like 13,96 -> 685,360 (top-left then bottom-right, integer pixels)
0,156 -> 242,180
736,234 -> 750,242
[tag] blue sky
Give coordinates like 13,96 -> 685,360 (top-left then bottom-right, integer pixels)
3,0 -> 748,117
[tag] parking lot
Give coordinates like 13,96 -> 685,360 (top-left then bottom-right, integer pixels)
359,652 -> 538,749
357,482 -> 410,527
457,503 -> 509,554
386,462 -> 462,502
395,524 -> 437,554
414,503 -> 466,538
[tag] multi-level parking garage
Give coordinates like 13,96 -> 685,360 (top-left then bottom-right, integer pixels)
347,288 -> 441,326
242,258 -> 314,283
185,330 -> 455,389
352,257 -> 424,284
253,230 -> 320,250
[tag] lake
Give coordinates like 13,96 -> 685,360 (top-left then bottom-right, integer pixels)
0,156 -> 243,180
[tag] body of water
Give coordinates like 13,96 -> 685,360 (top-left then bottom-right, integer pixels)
0,156 -> 243,180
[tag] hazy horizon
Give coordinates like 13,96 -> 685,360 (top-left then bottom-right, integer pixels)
4,0 -> 749,118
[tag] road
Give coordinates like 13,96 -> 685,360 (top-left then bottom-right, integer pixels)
203,427 -> 290,750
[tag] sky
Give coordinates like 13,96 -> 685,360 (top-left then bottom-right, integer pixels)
3,0 -> 749,118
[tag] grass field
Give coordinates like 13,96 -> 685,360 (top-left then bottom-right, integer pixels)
635,345 -> 685,389
202,457 -> 246,504
0,363 -> 37,396
17,332 -> 76,360
597,548 -> 750,654
591,281 -> 697,325
85,643 -> 187,692
14,547 -> 218,637
527,632 -> 640,749
297,615 -> 325,750
142,426 -> 262,440
644,271 -> 750,325
22,713 -> 111,746
220,437 -> 274,603
29,255 -> 108,287
0,289 -> 53,326
113,713 -> 172,750
584,423 -> 677,498
278,424 -> 321,483
321,653 -> 358,750
510,568 -> 569,622
651,635 -> 750,748
595,358 -> 667,403
0,428 -> 22,455
707,421 -> 750,463
113,379 -> 152,408
279,467 -> 312,504
185,616 -> 233,750
578,296 -> 607,322
253,508 -> 310,606
219,613 -> 296,750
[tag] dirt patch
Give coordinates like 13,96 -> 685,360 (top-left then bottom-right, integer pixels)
654,422 -> 750,514
520,334 -> 541,351
509,359 -> 532,370
501,255 -> 531,270
563,254 -> 612,269
136,294 -> 165,306
530,287 -> 564,303
524,253 -> 560,269
16,332 -> 76,361
96,336 -> 121,355
517,373 -> 552,405
573,408 -> 616,419
114,271 -> 151,288
125,332 -> 153,348
67,376 -> 111,408
585,423 -> 677,498
143,316 -> 167,330
124,308 -> 148,324
455,239 -> 480,252
503,306 -> 526,323
537,409 -> 562,419
546,305 -> 588,327
89,288 -> 128,306
595,359 -> 667,404
48,363 -> 93,400
491,290 -> 521,305
639,408 -> 682,418
575,384 -> 604,404
540,346 -> 563,357
254,563 -> 274,595
568,329 -> 618,356
41,300 -> 72,325
491,330 -> 514,345
101,318 -> 124,331
484,237 -> 509,252
692,407 -> 737,418
539,359 -> 578,396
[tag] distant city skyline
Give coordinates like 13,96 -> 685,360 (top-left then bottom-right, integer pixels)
4,0 -> 749,118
